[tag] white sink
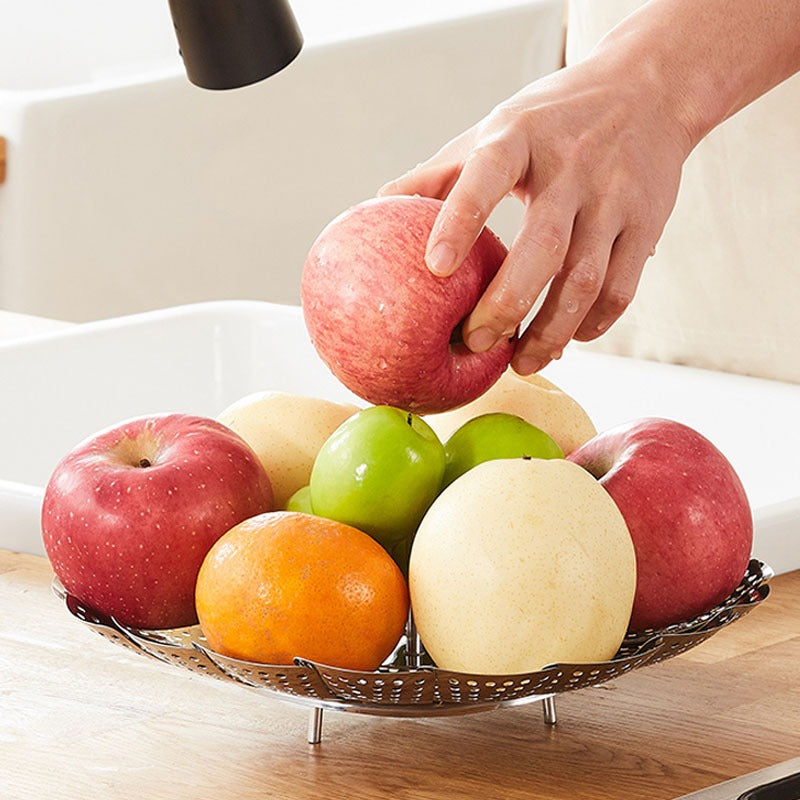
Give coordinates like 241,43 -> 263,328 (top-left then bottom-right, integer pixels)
1,300 -> 798,574
0,0 -> 563,322
0,301 -> 357,554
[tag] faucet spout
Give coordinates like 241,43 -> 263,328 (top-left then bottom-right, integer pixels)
168,0 -> 303,90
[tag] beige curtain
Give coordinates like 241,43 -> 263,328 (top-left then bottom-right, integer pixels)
566,0 -> 800,384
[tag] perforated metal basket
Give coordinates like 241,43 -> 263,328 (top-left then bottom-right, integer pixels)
53,558 -> 771,743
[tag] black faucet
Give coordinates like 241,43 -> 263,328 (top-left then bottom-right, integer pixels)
168,0 -> 303,90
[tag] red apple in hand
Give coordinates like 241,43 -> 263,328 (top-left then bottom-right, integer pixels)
301,195 -> 515,414
42,414 -> 273,629
568,417 -> 753,631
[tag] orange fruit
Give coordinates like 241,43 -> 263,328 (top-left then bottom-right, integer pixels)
195,511 -> 410,670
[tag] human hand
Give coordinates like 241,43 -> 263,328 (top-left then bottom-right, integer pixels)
379,55 -> 695,374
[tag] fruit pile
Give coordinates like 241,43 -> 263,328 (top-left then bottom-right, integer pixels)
41,196 -> 753,678
41,368 -> 753,677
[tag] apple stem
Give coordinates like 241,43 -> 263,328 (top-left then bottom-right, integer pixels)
138,458 -> 152,468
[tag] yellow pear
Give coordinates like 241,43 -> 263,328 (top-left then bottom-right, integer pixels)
218,391 -> 360,509
409,458 -> 636,675
424,368 -> 596,455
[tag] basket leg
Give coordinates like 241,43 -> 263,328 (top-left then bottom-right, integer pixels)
406,609 -> 421,668
307,706 -> 324,744
542,695 -> 557,725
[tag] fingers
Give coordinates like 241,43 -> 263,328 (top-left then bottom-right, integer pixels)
378,114 -> 530,278
460,191 -> 578,355
460,191 -> 653,375
423,134 -> 528,277
377,144 -> 519,278
376,87 -> 666,370
377,129 -> 476,200
511,222 -> 651,374
382,145 -> 653,374
573,229 -> 650,341
377,161 -> 458,202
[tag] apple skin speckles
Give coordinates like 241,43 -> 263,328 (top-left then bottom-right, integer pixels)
301,196 -> 515,414
41,413 -> 274,629
568,417 -> 753,631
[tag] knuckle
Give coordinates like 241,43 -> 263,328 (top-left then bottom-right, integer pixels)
467,137 -> 519,183
433,200 -> 486,248
562,259 -> 604,297
595,288 -> 633,319
566,134 -> 597,175
485,291 -> 530,331
625,212 -> 649,237
483,99 -> 527,134
523,220 -> 569,259
625,201 -> 660,237
451,194 -> 489,228
605,289 -> 634,316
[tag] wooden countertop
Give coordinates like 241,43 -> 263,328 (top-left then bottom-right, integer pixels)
2,550 -> 798,800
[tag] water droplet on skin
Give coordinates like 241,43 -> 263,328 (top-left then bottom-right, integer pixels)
377,358 -> 388,370
377,302 -> 386,313
565,298 -> 579,314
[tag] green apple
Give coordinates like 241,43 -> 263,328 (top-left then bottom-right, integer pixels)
309,405 -> 446,570
217,391 -> 360,509
285,485 -> 313,514
425,368 -> 597,456
443,412 -> 564,487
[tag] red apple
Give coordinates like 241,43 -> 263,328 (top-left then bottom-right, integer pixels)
568,417 -> 753,631
300,195 -> 515,414
41,414 -> 274,629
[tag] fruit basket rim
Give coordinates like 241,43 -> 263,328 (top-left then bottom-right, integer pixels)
51,558 -> 772,717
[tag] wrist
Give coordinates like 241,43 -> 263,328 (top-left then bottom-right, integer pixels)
590,25 -> 719,155
588,0 -> 800,152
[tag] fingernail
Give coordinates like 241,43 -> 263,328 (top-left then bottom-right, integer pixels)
465,326 -> 499,353
427,242 -> 457,276
514,356 -> 544,375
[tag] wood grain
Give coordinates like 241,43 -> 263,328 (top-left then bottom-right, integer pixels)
1,550 -> 798,800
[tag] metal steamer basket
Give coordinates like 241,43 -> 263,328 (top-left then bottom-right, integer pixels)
53,559 -> 772,744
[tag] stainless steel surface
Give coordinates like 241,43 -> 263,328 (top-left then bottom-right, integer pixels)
52,559 -> 771,742
542,694 -> 558,725
675,758 -> 800,799
307,706 -> 323,746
